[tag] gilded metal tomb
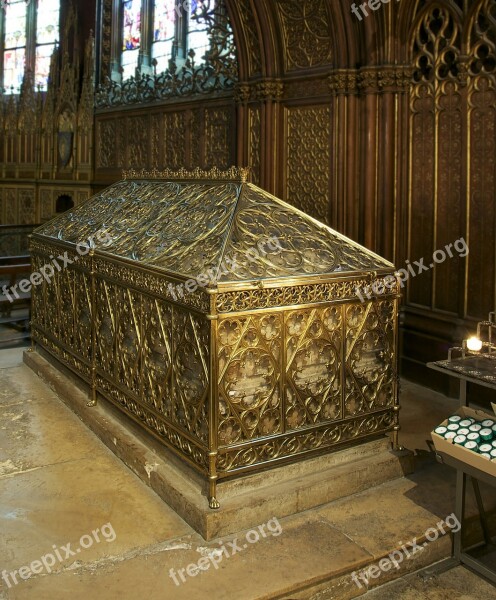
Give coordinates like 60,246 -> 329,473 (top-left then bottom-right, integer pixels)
30,167 -> 400,509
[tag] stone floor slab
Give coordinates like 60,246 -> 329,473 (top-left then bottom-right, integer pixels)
0,453 -> 192,574
3,516 -> 372,600
0,392 -> 97,476
0,348 -> 24,372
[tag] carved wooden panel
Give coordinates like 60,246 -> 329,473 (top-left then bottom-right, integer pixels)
275,0 -> 333,71
96,119 -> 117,169
76,132 -> 92,168
436,79 -> 463,314
18,189 -> 36,224
190,108 -> 202,167
151,114 -> 162,169
248,106 -> 261,186
116,117 -> 126,169
466,0 -> 496,318
205,107 -> 232,169
401,0 -> 496,389
285,105 -> 331,224
127,116 -> 149,169
409,91 -> 434,309
95,102 -> 236,175
77,191 -> 90,206
408,0 -> 496,323
164,112 -> 187,169
4,188 -> 18,224
285,77 -> 331,100
40,189 -> 53,221
409,5 -> 461,311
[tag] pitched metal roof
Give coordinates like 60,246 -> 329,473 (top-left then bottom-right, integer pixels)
34,168 -> 394,283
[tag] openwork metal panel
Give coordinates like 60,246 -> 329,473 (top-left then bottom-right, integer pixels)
96,0 -> 237,109
31,169 -> 400,509
286,306 -> 343,428
31,240 -> 94,381
218,312 -> 284,446
344,300 -> 396,417
216,299 -> 397,475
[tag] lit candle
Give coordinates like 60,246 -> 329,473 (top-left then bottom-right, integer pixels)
466,336 -> 482,352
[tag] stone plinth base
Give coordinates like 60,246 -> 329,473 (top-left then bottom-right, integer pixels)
24,348 -> 414,540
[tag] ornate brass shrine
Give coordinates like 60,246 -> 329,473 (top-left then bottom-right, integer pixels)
30,167 -> 400,509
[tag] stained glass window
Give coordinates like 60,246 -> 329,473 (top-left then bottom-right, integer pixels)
3,0 -> 27,92
152,0 -> 176,73
119,0 -> 216,80
122,0 -> 141,79
2,0 -> 61,93
188,0 -> 211,62
35,0 -> 60,90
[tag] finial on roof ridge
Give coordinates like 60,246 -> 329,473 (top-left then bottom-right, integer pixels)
122,166 -> 250,183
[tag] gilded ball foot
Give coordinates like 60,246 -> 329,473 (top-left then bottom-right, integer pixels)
86,399 -> 97,407
209,497 -> 220,509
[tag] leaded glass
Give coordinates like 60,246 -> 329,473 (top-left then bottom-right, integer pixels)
4,0 -> 27,49
121,48 -> 139,80
36,0 -> 59,44
123,0 -> 141,50
3,48 -> 25,92
121,0 -> 141,79
35,45 -> 54,90
3,0 -> 27,92
35,0 -> 60,90
188,0 -> 211,62
152,0 -> 175,72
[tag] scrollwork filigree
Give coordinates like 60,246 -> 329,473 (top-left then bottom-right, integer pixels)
95,0 -> 237,109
